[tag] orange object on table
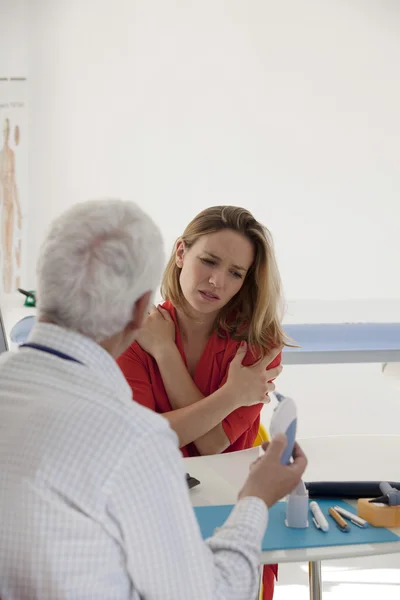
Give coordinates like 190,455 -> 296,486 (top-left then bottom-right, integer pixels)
357,499 -> 400,528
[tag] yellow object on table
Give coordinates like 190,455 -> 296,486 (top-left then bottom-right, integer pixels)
357,499 -> 400,527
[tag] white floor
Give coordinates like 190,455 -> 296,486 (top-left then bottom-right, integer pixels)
275,554 -> 400,600
260,362 -> 400,598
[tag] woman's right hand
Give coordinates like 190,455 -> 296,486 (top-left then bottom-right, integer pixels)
226,342 -> 283,407
135,306 -> 176,360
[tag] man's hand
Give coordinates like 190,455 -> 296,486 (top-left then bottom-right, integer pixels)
239,435 -> 307,508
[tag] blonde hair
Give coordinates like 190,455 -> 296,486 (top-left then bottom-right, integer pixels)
161,206 -> 290,357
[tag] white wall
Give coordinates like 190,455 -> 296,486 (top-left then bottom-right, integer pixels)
0,0 -> 29,77
27,0 -> 400,301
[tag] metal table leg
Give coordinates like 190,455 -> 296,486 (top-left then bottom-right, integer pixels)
309,560 -> 322,600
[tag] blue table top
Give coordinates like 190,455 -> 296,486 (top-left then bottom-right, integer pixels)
194,499 -> 399,553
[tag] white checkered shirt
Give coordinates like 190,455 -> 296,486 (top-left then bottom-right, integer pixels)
0,323 -> 268,600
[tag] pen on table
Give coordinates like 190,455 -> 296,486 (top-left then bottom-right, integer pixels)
310,501 -> 329,532
328,507 -> 350,532
333,505 -> 368,528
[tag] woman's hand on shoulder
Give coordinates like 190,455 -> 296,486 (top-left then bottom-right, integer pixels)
136,305 -> 176,359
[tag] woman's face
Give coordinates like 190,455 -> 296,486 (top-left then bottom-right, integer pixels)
176,229 -> 254,316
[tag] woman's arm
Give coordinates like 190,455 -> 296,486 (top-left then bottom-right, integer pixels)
154,344 -> 204,409
164,387 -> 238,450
155,344 -> 282,455
121,307 -> 281,455
154,344 -> 231,454
117,343 -> 238,450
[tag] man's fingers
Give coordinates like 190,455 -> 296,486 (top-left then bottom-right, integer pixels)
249,456 -> 264,471
288,442 -> 308,475
291,442 -> 306,461
264,433 -> 287,460
291,442 -> 307,467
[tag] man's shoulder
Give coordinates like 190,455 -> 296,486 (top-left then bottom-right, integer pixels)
0,350 -> 177,450
68,374 -> 177,449
86,382 -> 179,457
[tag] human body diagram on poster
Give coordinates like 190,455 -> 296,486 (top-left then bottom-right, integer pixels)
0,116 -> 22,293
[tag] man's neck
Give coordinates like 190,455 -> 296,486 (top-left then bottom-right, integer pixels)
100,336 -> 122,358
38,315 -> 54,325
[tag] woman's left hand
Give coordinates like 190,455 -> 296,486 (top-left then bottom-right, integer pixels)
136,305 -> 176,359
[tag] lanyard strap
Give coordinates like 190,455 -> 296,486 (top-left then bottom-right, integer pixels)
19,342 -> 84,365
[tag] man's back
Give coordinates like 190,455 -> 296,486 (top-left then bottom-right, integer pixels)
0,323 -> 178,599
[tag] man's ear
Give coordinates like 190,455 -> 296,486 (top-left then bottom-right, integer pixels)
128,291 -> 152,332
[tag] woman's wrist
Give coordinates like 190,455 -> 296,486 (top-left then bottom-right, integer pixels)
153,340 -> 179,363
219,380 -> 242,410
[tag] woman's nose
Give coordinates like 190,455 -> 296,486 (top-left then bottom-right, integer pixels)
209,271 -> 224,288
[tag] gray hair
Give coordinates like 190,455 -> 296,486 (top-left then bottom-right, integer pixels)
36,199 -> 164,342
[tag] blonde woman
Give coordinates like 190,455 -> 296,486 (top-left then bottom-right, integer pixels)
118,205 -> 288,598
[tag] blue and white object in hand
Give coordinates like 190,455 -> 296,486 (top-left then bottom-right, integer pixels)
269,392 -> 297,464
270,393 -> 309,528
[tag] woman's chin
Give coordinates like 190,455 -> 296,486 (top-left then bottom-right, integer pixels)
185,294 -> 221,316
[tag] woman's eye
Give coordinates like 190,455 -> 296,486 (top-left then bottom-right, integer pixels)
201,258 -> 215,266
231,271 -> 243,279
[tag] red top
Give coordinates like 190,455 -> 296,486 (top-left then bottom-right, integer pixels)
117,300 -> 282,457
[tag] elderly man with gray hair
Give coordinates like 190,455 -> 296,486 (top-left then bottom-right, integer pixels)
0,199 -> 306,600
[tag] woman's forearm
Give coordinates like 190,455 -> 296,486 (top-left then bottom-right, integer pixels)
155,345 -> 232,453
162,385 -> 238,449
192,423 -> 231,455
133,312 -> 235,453
155,344 -> 204,409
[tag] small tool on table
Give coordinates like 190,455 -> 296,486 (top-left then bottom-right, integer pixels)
310,501 -> 329,532
358,482 -> 400,527
333,505 -> 368,528
328,507 -> 350,532
369,482 -> 400,506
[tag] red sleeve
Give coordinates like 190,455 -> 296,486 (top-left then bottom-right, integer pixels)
116,343 -> 156,411
221,351 -> 282,448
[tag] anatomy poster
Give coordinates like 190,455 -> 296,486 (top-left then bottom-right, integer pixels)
0,79 -> 28,293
